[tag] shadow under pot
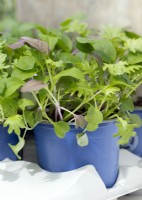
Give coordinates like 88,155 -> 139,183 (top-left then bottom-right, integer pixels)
122,109 -> 142,157
0,124 -> 19,161
33,121 -> 119,188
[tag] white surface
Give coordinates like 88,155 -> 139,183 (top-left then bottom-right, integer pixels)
0,149 -> 142,200
130,189 -> 142,196
119,196 -> 142,200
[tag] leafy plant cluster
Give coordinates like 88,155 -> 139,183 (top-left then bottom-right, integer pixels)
1,16 -> 142,158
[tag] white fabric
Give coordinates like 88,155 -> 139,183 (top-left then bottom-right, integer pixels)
0,149 -> 142,200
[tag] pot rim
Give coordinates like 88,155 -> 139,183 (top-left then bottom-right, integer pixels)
36,119 -> 117,129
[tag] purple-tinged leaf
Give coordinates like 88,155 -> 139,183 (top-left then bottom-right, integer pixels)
74,114 -> 87,129
21,79 -> 47,93
72,49 -> 79,55
9,36 -> 49,54
21,37 -> 49,54
9,39 -> 25,49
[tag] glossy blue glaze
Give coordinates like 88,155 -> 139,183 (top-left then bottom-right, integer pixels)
0,124 -> 19,160
123,109 -> 142,157
34,121 -> 119,188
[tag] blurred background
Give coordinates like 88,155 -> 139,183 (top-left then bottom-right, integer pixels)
16,0 -> 142,34
1,0 -> 142,34
0,0 -> 15,20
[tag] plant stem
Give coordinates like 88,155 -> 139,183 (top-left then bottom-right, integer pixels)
32,92 -> 42,110
126,80 -> 142,98
0,105 -> 4,122
60,106 -> 75,116
99,95 -> 106,110
45,87 -> 58,105
22,122 -> 39,139
63,91 -> 102,121
46,62 -> 54,89
31,92 -> 55,126
44,87 -> 63,120
63,102 -> 84,121
23,128 -> 28,139
43,111 -> 53,124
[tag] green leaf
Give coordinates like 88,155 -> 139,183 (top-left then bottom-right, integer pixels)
51,29 -> 72,52
53,68 -> 84,82
12,67 -> 37,80
0,97 -> 18,117
46,59 -> 63,68
38,89 -> 47,106
125,30 -> 140,39
15,55 -> 35,71
85,106 -> 103,131
53,121 -> 70,138
39,34 -> 58,51
1,72 -> 8,79
115,74 -> 135,88
48,36 -> 58,51
0,52 -> 9,70
76,42 -> 94,53
77,37 -> 95,44
120,97 -> 134,112
3,115 -> 26,135
66,81 -> 93,98
93,39 -> 116,63
127,52 -> 142,64
127,112 -> 142,128
59,52 -> 82,64
34,109 -> 42,124
0,52 -> 6,65
125,38 -> 142,53
60,14 -> 88,36
101,26 -> 125,40
21,92 -> 37,106
102,86 -> 120,96
114,118 -> 137,145
9,136 -> 25,159
103,61 -> 128,75
36,25 -> 48,34
76,132 -> 89,147
126,65 -> 142,74
61,13 -> 87,26
24,111 -> 35,128
4,77 -> 24,97
18,98 -> 35,111
76,37 -> 94,53
0,77 -> 5,94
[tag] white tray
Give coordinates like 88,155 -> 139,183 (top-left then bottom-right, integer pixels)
0,149 -> 142,200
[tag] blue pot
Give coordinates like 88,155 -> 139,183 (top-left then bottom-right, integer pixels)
34,121 -> 119,188
0,124 -> 19,160
122,109 -> 142,157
